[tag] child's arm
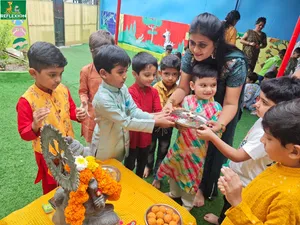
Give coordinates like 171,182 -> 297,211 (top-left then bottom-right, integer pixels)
68,89 -> 87,122
78,68 -> 89,107
197,125 -> 251,162
94,92 -> 154,133
219,167 -> 294,225
16,98 -> 50,141
153,89 -> 162,113
94,90 -> 173,132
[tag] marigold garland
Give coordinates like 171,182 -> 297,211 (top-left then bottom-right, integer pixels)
64,156 -> 122,225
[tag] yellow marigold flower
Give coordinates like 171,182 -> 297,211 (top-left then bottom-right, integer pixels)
87,161 -> 99,172
85,156 -> 96,162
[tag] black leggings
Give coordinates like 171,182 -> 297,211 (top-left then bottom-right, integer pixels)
199,110 -> 240,199
124,146 -> 150,178
147,127 -> 173,174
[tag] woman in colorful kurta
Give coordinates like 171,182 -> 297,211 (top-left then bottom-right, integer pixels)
153,64 -> 222,211
241,17 -> 267,72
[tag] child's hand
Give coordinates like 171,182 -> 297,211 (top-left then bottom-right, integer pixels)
153,112 -> 169,120
155,116 -> 175,128
207,120 -> 224,132
32,107 -> 50,133
80,101 -> 90,117
218,167 -> 243,207
76,107 -> 87,121
196,125 -> 215,140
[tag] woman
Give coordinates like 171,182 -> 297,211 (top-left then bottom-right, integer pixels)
164,13 -> 247,208
224,10 -> 241,45
240,17 -> 267,72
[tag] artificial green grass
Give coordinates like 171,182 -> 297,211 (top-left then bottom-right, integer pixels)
0,44 -> 257,224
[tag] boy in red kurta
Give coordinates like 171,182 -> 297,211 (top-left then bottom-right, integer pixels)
16,42 -> 87,194
124,52 -> 162,177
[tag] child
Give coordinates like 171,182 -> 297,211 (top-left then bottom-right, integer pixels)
152,64 -> 222,211
293,68 -> 300,79
91,45 -> 174,162
79,30 -> 114,145
219,99 -> 300,225
16,42 -> 87,194
124,52 -> 162,178
158,45 -> 173,67
197,77 -> 300,224
243,72 -> 259,113
263,71 -> 276,80
284,47 -> 300,76
164,45 -> 173,57
144,55 -> 180,180
258,49 -> 286,82
175,52 -> 182,60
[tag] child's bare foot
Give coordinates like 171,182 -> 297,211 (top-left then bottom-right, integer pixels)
193,189 -> 205,207
164,192 -> 177,199
152,179 -> 161,189
203,213 -> 219,224
143,167 -> 151,178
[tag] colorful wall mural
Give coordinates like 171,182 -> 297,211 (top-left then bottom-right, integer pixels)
235,34 -> 289,73
0,19 -> 29,51
100,10 -> 290,73
100,0 -> 300,41
100,11 -> 116,35
119,14 -> 189,54
0,0 -> 29,51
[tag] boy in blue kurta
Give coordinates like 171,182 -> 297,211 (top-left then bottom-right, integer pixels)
91,45 -> 174,162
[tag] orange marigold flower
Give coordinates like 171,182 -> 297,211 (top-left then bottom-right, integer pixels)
64,159 -> 122,224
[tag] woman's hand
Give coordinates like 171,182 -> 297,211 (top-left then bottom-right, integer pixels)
218,167 -> 243,207
163,101 -> 174,114
249,42 -> 256,46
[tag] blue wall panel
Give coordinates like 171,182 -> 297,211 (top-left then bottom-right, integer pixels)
101,0 -> 300,40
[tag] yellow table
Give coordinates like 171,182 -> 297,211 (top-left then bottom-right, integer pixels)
0,159 -> 196,225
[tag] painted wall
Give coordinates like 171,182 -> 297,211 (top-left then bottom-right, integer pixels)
101,0 -> 300,41
0,20 -> 29,51
0,0 -> 29,50
101,10 -> 290,73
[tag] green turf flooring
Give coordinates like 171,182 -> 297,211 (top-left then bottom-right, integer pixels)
0,44 -> 258,224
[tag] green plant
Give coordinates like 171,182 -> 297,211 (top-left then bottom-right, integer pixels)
0,23 -> 14,58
